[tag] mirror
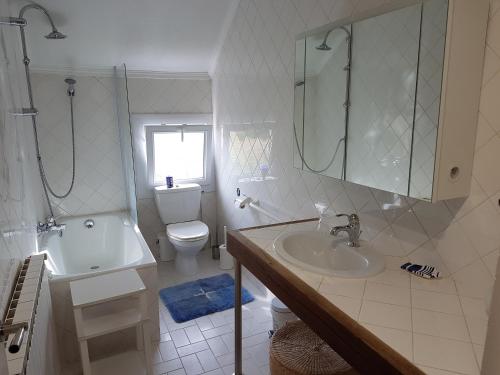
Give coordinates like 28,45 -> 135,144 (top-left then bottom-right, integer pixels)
294,0 -> 450,201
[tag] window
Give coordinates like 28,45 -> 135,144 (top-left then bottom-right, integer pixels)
146,124 -> 213,187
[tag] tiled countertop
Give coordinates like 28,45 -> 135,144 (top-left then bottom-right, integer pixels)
239,220 -> 487,375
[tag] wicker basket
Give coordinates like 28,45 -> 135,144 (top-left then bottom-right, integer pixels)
270,321 -> 357,375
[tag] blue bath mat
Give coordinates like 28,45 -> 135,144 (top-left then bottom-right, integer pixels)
159,273 -> 255,323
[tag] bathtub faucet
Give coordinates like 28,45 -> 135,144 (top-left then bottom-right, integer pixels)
37,216 -> 66,236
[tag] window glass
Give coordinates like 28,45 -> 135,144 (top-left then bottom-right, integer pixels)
153,131 -> 205,184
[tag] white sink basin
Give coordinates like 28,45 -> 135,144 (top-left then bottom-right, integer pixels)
273,230 -> 384,279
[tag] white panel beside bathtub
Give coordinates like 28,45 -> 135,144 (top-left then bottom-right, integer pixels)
25,272 -> 60,375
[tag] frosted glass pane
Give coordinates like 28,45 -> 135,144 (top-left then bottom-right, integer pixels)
114,64 -> 138,223
153,132 -> 205,184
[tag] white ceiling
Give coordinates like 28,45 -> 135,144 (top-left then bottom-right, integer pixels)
10,0 -> 236,74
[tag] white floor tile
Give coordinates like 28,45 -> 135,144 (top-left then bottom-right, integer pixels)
207,337 -> 229,356
167,369 -> 186,375
196,349 -> 220,371
177,341 -> 210,357
159,341 -> 179,361
154,254 -> 270,375
154,358 -> 183,375
203,369 -> 224,375
180,354 -> 204,375
160,332 -> 172,342
202,324 -> 233,340
196,316 -> 214,331
186,325 -> 205,343
171,329 -> 191,348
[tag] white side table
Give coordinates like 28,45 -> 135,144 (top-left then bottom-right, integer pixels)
70,269 -> 153,375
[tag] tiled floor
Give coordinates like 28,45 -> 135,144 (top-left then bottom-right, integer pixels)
152,250 -> 274,375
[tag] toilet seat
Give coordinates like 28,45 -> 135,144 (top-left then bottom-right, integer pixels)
167,220 -> 209,242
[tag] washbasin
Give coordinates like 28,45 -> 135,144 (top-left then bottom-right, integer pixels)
273,230 -> 384,278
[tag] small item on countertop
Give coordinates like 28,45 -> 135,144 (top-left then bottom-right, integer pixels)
401,262 -> 440,279
166,176 -> 174,188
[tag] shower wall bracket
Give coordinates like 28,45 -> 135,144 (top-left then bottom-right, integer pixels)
0,17 -> 27,27
8,108 -> 38,117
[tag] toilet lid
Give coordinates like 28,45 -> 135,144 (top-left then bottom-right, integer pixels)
167,221 -> 209,242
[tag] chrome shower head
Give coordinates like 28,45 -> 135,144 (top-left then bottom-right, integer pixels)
45,30 -> 66,39
64,78 -> 76,96
316,26 -> 351,52
316,42 -> 332,51
19,3 -> 67,39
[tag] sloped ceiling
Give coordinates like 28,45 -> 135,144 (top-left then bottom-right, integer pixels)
9,0 -> 236,73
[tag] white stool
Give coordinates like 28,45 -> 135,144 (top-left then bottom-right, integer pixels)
70,269 -> 153,375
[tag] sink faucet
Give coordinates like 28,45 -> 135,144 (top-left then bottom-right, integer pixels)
330,213 -> 361,247
37,216 -> 66,237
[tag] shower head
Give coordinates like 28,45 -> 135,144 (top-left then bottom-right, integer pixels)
45,30 -> 66,39
19,3 -> 66,39
65,78 -> 76,96
316,26 -> 351,51
316,42 -> 332,51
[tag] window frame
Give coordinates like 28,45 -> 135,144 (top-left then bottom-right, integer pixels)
145,122 -> 213,188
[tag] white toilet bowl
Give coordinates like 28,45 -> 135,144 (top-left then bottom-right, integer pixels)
167,220 -> 209,275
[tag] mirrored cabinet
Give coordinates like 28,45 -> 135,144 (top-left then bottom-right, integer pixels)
293,0 -> 489,202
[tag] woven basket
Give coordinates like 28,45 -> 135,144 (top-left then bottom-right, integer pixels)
270,321 -> 357,375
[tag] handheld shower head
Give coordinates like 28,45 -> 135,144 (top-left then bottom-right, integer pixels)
64,78 -> 76,96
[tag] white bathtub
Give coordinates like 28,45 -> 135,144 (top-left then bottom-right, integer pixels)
38,211 -> 159,369
40,212 -> 156,280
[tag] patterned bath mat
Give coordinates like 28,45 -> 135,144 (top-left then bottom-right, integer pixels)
159,273 -> 254,323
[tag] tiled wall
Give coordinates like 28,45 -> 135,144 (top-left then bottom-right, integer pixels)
213,0 -> 500,349
31,73 -> 127,217
126,77 -> 216,255
0,1 -> 58,372
0,13 -> 47,320
31,74 -> 216,256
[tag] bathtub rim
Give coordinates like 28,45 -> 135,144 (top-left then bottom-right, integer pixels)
38,210 -> 157,283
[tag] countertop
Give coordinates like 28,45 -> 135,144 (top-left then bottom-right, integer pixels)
231,220 -> 486,375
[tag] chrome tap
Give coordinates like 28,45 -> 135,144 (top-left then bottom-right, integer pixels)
37,216 -> 66,236
330,213 -> 361,247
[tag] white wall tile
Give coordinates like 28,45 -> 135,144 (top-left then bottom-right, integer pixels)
0,11 -> 47,319
127,78 -> 215,254
31,73 -> 127,217
212,0 -> 500,348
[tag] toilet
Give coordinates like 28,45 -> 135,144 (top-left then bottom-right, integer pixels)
154,183 -> 209,275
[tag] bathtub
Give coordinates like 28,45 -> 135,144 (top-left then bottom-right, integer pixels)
38,211 -> 159,369
40,212 -> 156,280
